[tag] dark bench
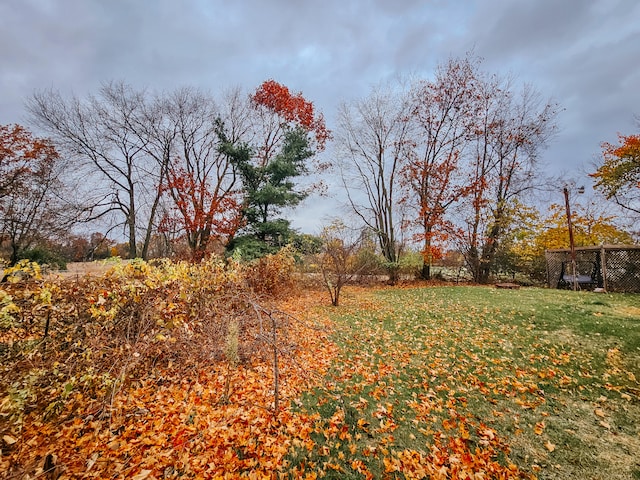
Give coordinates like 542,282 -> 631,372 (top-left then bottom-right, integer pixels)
558,260 -> 598,289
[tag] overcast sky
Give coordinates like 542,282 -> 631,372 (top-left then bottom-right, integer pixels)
1,0 -> 639,232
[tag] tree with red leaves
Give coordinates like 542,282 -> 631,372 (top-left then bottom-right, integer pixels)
223,80 -> 329,259
160,89 -> 244,261
0,124 -> 69,265
0,124 -> 57,199
163,167 -> 242,261
402,56 -> 480,279
252,79 -> 330,151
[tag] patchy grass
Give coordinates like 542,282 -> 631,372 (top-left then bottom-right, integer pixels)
3,277 -> 639,478
289,286 -> 640,479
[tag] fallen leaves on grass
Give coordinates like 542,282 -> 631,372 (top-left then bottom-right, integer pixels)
4,279 -> 640,478
286,287 -> 547,479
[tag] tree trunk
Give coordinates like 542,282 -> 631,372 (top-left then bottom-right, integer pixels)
10,242 -> 19,266
477,213 -> 502,284
387,267 -> 399,285
141,177 -> 164,260
127,177 -> 138,259
421,233 -> 433,280
382,240 -> 399,285
467,245 -> 481,283
421,262 -> 431,280
478,261 -> 491,284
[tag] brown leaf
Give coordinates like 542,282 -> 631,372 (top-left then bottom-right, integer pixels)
132,469 -> 152,480
544,440 -> 556,452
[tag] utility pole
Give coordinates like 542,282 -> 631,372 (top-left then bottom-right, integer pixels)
563,186 -> 583,291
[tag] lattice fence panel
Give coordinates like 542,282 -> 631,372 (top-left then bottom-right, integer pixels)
546,246 -> 640,293
603,248 -> 640,292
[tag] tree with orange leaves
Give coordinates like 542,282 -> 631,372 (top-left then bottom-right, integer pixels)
591,120 -> 640,218
0,124 -> 70,265
162,166 -> 243,261
0,124 -> 56,199
160,90 -> 244,261
402,56 -> 480,279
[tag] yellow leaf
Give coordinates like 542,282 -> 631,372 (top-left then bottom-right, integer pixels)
544,440 -> 556,452
594,408 -> 606,418
534,421 -> 545,435
86,452 -> 99,471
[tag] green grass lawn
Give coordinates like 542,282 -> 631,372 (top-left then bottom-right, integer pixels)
287,286 -> 640,479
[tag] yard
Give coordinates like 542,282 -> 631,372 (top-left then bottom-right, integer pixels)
1,267 -> 639,479
288,286 -> 640,479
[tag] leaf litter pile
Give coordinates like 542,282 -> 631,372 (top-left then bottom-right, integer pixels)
2,261 -> 640,479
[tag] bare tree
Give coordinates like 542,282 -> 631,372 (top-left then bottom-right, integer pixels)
129,89 -> 178,259
28,82 -> 165,259
28,82 -> 274,261
336,83 -> 412,284
459,76 -> 559,283
318,220 -> 373,306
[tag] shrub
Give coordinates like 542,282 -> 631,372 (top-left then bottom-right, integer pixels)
398,250 -> 424,279
18,247 -> 67,270
244,245 -> 296,297
0,254 -> 300,431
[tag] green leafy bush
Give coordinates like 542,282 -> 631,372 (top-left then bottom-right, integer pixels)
18,247 -> 67,270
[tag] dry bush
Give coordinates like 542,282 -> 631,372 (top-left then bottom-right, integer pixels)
243,245 -> 297,297
0,254 -> 299,432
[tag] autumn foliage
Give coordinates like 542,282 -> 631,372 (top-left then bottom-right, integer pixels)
162,166 -> 243,260
591,132 -> 640,215
0,124 -> 59,198
252,79 -> 330,149
3,260 -> 640,477
0,124 -> 66,265
0,252 -> 325,478
401,57 -> 480,278
595,133 -> 640,189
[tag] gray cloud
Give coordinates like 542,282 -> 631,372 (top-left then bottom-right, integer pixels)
1,0 -> 639,229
